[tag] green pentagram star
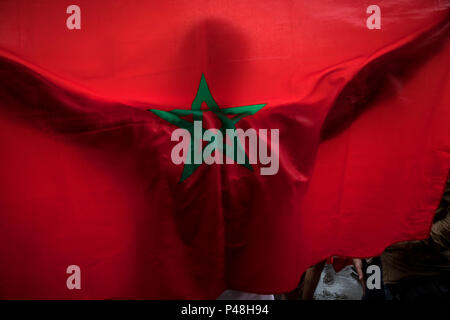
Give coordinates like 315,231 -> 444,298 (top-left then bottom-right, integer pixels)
149,74 -> 266,182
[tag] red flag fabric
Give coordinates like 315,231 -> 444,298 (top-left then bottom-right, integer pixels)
0,0 -> 448,298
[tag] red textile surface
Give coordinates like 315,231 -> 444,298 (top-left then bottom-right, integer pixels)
0,1 -> 448,298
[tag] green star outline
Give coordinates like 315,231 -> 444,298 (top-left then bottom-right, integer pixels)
149,74 -> 266,182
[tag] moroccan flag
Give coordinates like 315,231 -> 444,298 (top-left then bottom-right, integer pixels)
0,1 -> 449,299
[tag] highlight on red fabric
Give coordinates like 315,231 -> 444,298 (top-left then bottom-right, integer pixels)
0,1 -> 448,298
